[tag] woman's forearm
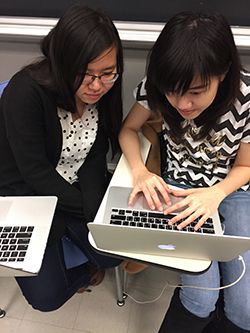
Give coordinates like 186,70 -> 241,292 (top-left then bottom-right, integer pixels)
214,142 -> 250,197
213,165 -> 250,197
119,127 -> 148,174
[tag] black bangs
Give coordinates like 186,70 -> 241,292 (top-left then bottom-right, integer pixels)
145,11 -> 241,141
63,19 -> 119,93
78,24 -> 115,64
152,61 -> 195,96
147,11 -> 232,97
150,39 -> 217,97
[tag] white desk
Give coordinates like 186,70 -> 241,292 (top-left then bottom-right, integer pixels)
88,134 -> 211,273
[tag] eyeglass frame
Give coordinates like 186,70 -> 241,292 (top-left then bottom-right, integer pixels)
83,72 -> 119,85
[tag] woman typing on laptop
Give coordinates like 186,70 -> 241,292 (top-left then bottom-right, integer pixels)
119,12 -> 250,333
0,5 -> 124,311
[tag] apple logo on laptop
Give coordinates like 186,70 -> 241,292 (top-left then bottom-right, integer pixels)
158,244 -> 176,251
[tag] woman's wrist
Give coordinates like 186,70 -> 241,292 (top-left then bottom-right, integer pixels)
212,184 -> 227,202
131,164 -> 148,177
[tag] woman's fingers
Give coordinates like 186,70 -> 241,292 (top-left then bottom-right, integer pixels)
169,188 -> 195,197
129,182 -> 214,230
129,185 -> 159,210
130,173 -> 171,211
144,186 -> 159,210
128,189 -> 140,206
158,179 -> 172,206
168,207 -> 208,229
146,176 -> 173,210
167,201 -> 198,224
163,196 -> 189,215
165,193 -> 212,229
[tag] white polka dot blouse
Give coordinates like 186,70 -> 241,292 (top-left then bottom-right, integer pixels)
56,105 -> 99,184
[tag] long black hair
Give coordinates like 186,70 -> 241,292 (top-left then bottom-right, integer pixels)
25,4 -> 123,155
145,12 -> 242,141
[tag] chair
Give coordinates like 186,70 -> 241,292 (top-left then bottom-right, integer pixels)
0,80 -> 8,95
114,266 -> 127,306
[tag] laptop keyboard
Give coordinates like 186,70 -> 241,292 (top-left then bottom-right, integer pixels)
110,208 -> 215,234
0,226 -> 34,263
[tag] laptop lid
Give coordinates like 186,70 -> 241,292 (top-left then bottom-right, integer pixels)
88,186 -> 250,262
0,196 -> 57,276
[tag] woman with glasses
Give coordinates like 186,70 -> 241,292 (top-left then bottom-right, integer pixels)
0,5 -> 123,311
119,11 -> 250,333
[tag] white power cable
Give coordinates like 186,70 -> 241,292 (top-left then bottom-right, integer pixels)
124,255 -> 246,304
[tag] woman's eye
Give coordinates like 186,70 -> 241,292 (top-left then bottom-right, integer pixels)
103,73 -> 113,78
190,91 -> 202,95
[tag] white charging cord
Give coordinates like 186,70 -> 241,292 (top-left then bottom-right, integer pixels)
124,255 -> 246,305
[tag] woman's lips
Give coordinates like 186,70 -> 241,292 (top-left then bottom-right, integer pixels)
86,93 -> 101,99
178,109 -> 196,117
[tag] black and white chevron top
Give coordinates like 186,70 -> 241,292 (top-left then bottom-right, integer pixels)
135,72 -> 250,189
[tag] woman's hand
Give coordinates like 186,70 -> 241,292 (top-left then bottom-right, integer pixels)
129,167 -> 172,211
164,185 -> 226,230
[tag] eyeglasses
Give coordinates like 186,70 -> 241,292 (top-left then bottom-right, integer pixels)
83,72 -> 119,85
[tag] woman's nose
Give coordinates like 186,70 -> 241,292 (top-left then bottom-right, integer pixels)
176,95 -> 193,110
88,77 -> 102,90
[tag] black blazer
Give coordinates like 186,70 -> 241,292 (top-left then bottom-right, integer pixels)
0,70 -> 110,241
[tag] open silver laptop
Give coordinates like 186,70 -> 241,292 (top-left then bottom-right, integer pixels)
0,196 -> 57,276
88,186 -> 250,262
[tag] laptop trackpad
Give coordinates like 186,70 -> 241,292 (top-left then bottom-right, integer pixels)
0,201 -> 12,221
